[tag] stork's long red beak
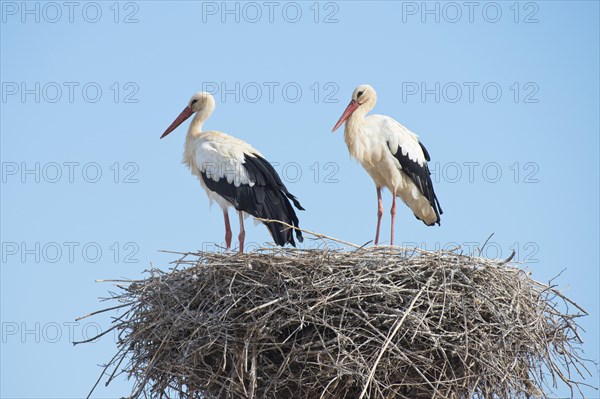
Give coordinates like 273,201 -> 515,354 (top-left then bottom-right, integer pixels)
160,106 -> 194,139
332,99 -> 360,132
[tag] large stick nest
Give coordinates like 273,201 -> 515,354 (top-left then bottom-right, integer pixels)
86,247 -> 591,398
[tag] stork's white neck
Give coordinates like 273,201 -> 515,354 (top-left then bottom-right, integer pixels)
343,99 -> 376,163
345,99 -> 374,136
346,110 -> 365,131
184,105 -> 214,173
344,113 -> 367,162
187,103 -> 215,138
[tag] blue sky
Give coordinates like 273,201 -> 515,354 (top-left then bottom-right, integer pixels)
1,1 -> 598,397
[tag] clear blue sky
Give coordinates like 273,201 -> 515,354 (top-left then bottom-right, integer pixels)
1,1 -> 598,397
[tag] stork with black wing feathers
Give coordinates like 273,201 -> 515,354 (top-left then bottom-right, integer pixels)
332,84 -> 442,245
161,92 -> 304,253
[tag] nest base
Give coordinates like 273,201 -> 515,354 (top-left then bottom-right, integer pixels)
84,247 -> 589,399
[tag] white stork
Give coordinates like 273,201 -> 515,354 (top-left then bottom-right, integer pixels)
332,84 -> 442,246
161,92 -> 304,253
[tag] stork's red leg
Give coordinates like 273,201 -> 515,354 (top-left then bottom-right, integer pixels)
223,209 -> 232,250
390,194 -> 397,246
238,211 -> 246,254
374,187 -> 384,245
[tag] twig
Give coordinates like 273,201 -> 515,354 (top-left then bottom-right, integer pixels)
244,297 -> 283,315
254,218 -> 363,249
75,302 -> 132,321
358,277 -> 431,399
478,232 -> 494,256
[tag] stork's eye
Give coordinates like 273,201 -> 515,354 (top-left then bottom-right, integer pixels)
357,91 -> 364,98
191,99 -> 198,105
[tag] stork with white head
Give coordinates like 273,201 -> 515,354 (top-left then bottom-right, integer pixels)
332,84 -> 442,245
161,92 -> 304,253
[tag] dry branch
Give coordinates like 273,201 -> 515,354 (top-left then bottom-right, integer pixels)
81,246 -> 591,399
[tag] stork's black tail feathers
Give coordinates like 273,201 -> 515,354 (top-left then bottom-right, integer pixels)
200,153 -> 304,247
243,154 -> 304,246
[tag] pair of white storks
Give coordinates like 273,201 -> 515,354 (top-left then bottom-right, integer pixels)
160,85 -> 442,252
